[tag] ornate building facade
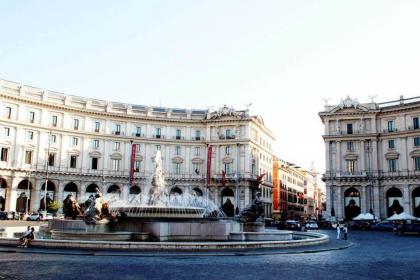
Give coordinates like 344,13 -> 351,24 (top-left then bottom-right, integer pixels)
319,96 -> 420,220
0,79 -> 275,216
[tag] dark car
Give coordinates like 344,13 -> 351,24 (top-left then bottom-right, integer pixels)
0,211 -> 8,220
319,220 -> 332,229
395,222 -> 420,235
285,220 -> 301,231
372,221 -> 395,231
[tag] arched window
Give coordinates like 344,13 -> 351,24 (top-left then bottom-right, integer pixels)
16,180 -> 33,213
0,178 -> 7,211
86,184 -> 99,194
170,187 -> 183,195
107,185 -> 121,194
63,182 -> 78,201
386,187 -> 403,217
344,187 -> 361,220
221,188 -> 235,217
129,185 -> 141,195
412,187 -> 420,218
192,188 -> 203,196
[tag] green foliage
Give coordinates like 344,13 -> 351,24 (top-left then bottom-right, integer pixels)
48,200 -> 61,214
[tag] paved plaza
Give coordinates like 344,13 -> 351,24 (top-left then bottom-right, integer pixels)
0,230 -> 419,280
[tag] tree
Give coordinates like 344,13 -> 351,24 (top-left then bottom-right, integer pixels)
48,200 -> 61,215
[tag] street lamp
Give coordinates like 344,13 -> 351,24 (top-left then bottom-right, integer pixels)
43,131 -> 52,216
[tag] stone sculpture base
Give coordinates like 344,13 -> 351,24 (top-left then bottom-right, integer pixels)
243,222 -> 265,232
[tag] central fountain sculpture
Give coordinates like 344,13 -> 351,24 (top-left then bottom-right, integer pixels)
148,151 -> 168,206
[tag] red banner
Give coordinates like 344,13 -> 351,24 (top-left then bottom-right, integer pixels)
206,145 -> 212,187
129,144 -> 136,186
221,170 -> 226,187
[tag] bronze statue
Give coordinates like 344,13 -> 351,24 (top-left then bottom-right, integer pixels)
236,191 -> 265,223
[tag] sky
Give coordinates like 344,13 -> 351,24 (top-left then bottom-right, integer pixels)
1,0 -> 420,175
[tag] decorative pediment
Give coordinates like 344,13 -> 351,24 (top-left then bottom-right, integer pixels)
329,96 -> 370,113
344,153 -> 358,160
67,148 -> 80,155
151,156 -> 165,162
110,152 -> 123,160
171,156 -> 184,163
385,151 -> 400,160
0,140 -> 12,147
24,144 -> 36,150
222,157 -> 234,164
206,105 -> 248,120
89,151 -> 102,158
191,157 -> 204,164
135,155 -> 144,161
410,149 -> 420,158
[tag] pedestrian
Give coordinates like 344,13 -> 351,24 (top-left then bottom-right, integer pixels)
343,225 -> 348,240
19,227 -> 35,248
336,224 -> 341,240
17,226 -> 31,247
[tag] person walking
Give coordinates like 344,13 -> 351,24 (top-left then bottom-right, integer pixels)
343,225 -> 348,240
336,224 -> 341,240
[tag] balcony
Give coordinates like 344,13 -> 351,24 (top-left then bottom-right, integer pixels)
383,128 -> 398,133
153,135 -> 165,139
192,136 -> 204,141
218,134 -> 236,140
112,131 -> 124,136
173,136 -> 185,140
132,133 -> 145,137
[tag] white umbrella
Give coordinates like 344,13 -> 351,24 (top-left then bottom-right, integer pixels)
362,213 -> 376,220
396,212 -> 417,220
353,213 -> 376,220
352,213 -> 365,220
387,213 -> 401,221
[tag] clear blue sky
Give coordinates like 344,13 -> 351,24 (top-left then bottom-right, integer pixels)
1,0 -> 420,174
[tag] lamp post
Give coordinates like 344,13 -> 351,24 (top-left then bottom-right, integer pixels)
26,171 -> 31,213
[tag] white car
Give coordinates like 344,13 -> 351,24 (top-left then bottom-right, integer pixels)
305,221 -> 319,229
26,213 -> 41,221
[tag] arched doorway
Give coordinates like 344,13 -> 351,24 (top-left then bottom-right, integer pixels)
169,187 -> 183,205
0,178 -> 7,211
40,181 -> 56,211
412,187 -> 420,217
63,182 -> 78,201
107,184 -> 121,200
221,188 -> 235,217
129,185 -> 141,204
192,187 -> 203,197
86,183 -> 99,197
16,180 -> 33,213
386,187 -> 403,217
344,187 -> 361,220
191,187 -> 203,205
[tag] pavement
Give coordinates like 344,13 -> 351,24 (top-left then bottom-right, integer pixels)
0,230 -> 419,280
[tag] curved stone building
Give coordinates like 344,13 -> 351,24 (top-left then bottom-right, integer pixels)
319,96 -> 420,220
0,79 -> 274,217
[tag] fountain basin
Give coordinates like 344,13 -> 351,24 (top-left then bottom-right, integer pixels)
112,206 -> 206,219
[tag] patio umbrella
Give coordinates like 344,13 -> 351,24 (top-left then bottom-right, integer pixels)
352,213 -> 366,220
387,213 -> 401,221
396,212 -> 417,220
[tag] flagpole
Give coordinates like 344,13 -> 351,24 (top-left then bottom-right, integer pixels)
43,131 -> 51,215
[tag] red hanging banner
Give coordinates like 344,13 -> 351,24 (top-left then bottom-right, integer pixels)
129,143 -> 136,186
206,145 -> 212,187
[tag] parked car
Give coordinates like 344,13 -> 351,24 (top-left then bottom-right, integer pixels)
394,222 -> 420,235
305,221 -> 319,230
319,220 -> 333,229
26,212 -> 41,221
0,211 -> 8,220
285,220 -> 301,231
372,221 -> 395,231
42,213 -> 54,221
349,221 -> 373,231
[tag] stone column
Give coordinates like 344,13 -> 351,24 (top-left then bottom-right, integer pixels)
336,141 -> 341,175
403,185 -> 411,214
244,186 -> 250,207
373,185 -> 380,218
32,180 -> 43,212
336,187 -> 343,219
360,186 -> 367,214
360,140 -> 365,173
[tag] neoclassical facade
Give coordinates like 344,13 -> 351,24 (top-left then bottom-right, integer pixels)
0,79 -> 275,216
319,96 -> 420,220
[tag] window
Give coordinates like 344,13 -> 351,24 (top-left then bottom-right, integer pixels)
135,144 -> 141,153
48,153 -> 55,167
224,163 -> 232,174
94,122 -> 100,132
347,123 -> 353,134
29,111 -> 35,123
73,119 -> 79,130
1,148 -> 8,162
414,117 -> 420,130
156,128 -> 161,138
193,163 -> 200,175
347,141 -> 354,152
52,115 -> 58,127
51,134 -> 57,143
415,137 -> 420,147
4,127 -> 10,137
25,151 -> 32,164
195,130 -> 201,140
415,157 -> 420,171
226,129 -> 232,138
72,137 -> 78,146
156,145 -> 161,151
225,146 -> 231,155
5,107 -> 11,119
91,157 -> 98,170
135,160 -> 140,172
112,159 -> 120,171
176,129 -> 181,140
388,159 -> 397,172
70,155 -> 77,168
194,147 -> 200,156
388,140 -> 395,150
93,140 -> 99,149
27,131 -> 34,141
388,120 -> 396,132
174,163 -> 181,174
346,160 -> 355,174
114,142 -> 120,151
115,124 -> 121,134
175,146 -> 181,155
136,127 -> 141,136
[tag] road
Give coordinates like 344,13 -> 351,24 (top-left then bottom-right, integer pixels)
0,230 -> 419,280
